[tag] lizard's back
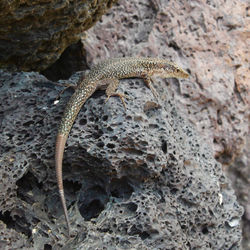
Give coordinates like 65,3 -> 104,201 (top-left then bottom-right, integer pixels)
85,57 -> 183,83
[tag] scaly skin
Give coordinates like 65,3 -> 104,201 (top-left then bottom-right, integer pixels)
55,57 -> 189,235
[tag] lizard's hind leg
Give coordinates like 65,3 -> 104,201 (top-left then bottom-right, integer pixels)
54,82 -> 78,101
54,72 -> 86,101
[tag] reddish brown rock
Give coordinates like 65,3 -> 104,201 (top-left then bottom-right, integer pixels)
84,0 -> 249,163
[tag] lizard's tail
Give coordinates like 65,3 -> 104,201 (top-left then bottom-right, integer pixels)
54,84 -> 96,235
55,133 -> 71,235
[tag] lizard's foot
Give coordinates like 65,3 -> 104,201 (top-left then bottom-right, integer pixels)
105,92 -> 129,109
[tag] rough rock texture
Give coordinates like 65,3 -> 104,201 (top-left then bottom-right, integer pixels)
227,140 -> 250,250
0,70 -> 243,249
81,0 -> 249,247
0,0 -> 249,248
0,0 -> 118,72
84,0 -> 249,165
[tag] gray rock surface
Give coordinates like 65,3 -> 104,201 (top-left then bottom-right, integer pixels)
0,70 -> 243,249
0,0 -> 118,72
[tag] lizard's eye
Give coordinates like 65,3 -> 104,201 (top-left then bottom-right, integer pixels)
174,67 -> 181,73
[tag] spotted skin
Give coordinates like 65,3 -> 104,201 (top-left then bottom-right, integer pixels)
55,57 -> 189,235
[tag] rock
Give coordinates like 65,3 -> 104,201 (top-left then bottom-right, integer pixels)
0,70 -> 243,249
84,0 -> 249,166
1,0 -> 248,247
82,1 -> 249,247
0,0 -> 118,72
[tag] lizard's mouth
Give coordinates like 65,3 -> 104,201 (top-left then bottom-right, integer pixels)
154,68 -> 189,79
176,69 -> 189,79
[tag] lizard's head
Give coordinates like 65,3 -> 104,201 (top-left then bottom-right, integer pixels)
153,61 -> 189,79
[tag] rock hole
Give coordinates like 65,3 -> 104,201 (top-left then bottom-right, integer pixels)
44,244 -> 52,250
102,115 -> 108,121
161,141 -> 167,153
79,199 -> 104,220
202,226 -> 209,234
112,135 -> 118,141
78,185 -> 108,220
97,141 -> 104,148
139,231 -> 150,240
79,118 -> 87,125
107,143 -> 115,149
107,126 -> 113,132
110,177 -> 134,199
125,202 -> 138,212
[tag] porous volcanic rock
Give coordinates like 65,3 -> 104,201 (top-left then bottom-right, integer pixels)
0,70 -> 243,249
84,0 -> 249,166
82,1 -> 249,247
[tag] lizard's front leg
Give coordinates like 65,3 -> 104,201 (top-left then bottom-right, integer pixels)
105,79 -> 129,109
142,75 -> 159,99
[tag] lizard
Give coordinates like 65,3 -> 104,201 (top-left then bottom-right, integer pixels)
55,57 -> 189,235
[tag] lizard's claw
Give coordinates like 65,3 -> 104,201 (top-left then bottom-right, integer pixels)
105,92 -> 129,109
105,96 -> 110,103
151,88 -> 159,99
